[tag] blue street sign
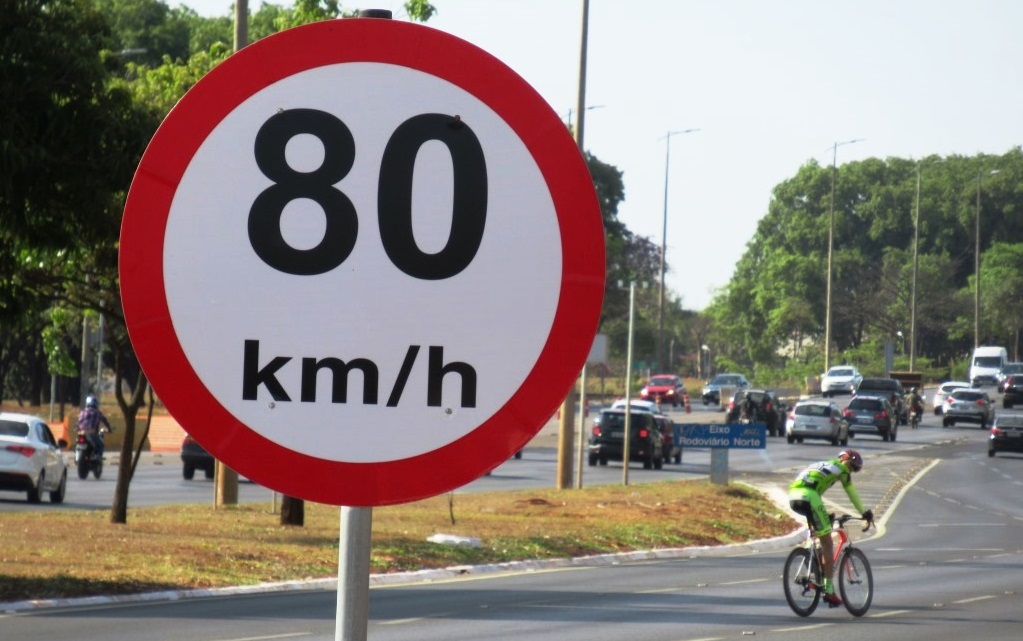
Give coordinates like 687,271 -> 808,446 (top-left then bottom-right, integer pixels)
677,423 -> 767,449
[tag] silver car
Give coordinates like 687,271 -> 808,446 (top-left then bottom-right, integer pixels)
932,381 -> 971,415
786,399 -> 849,446
820,365 -> 863,397
942,388 -> 994,429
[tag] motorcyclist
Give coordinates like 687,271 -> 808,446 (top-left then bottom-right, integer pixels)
738,391 -> 757,421
788,450 -> 874,607
76,395 -> 113,459
906,387 -> 924,420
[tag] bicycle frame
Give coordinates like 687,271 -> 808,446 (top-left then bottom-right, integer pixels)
783,513 -> 874,617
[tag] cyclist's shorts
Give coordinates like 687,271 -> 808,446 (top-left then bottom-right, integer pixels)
788,487 -> 832,535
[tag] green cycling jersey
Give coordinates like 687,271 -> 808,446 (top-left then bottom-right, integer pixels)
789,457 -> 865,515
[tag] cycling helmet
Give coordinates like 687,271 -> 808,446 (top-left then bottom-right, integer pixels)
86,395 -> 99,409
840,449 -> 863,472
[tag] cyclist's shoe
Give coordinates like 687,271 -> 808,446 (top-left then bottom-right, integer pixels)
822,592 -> 844,607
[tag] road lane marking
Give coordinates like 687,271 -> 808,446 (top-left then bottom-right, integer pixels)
211,634 -> 310,641
869,609 -> 910,618
771,623 -> 834,632
953,595 -> 998,604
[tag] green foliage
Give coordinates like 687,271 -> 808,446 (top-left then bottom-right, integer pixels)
42,308 -> 80,378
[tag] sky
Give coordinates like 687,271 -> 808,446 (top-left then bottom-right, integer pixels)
177,0 -> 1023,311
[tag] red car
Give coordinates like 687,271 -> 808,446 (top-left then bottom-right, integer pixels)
640,375 -> 686,408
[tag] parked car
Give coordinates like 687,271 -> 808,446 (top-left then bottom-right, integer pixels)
653,413 -> 682,464
726,389 -> 785,437
0,412 -> 68,503
785,399 -> 849,446
997,362 -> 1023,388
856,377 -> 907,424
820,365 -> 863,398
843,395 -> 897,441
588,409 -> 664,469
639,374 -> 686,408
932,381 -> 971,415
942,388 -> 994,428
1002,375 -> 1023,409
701,373 -> 750,405
181,434 -> 215,480
988,414 -> 1023,457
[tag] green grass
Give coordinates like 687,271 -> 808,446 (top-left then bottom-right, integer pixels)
0,480 -> 797,603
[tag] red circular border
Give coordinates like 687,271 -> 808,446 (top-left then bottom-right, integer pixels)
119,19 -> 604,506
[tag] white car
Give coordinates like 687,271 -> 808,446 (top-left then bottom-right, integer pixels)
785,399 -> 849,446
610,398 -> 658,413
820,365 -> 863,397
0,412 -> 69,503
932,381 -> 971,415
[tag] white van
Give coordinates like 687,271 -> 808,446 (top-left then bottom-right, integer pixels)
970,346 -> 1008,387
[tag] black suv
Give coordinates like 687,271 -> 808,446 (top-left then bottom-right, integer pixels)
855,378 -> 907,425
726,389 -> 786,437
588,409 -> 664,469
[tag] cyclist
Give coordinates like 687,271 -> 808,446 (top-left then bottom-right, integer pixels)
788,449 -> 874,607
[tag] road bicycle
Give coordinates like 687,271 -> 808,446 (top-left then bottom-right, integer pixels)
782,513 -> 874,617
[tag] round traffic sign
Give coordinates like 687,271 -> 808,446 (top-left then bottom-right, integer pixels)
119,18 -> 604,506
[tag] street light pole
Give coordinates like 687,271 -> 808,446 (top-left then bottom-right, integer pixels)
975,169 -> 1000,348
824,138 -> 864,371
658,128 -> 699,372
910,163 -> 922,371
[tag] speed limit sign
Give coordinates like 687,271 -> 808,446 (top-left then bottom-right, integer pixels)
119,18 -> 605,506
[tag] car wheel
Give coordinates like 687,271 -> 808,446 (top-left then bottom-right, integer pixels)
882,431 -> 890,442
674,451 -> 682,464
50,470 -> 67,504
588,453 -> 597,467
183,462 -> 196,480
831,435 -> 840,446
204,466 -> 215,479
787,434 -> 795,444
653,455 -> 663,470
797,437 -> 804,443
942,417 -> 950,427
841,434 -> 849,446
1005,400 -> 1014,409
598,455 -> 608,466
27,472 -> 43,503
514,450 -> 523,459
980,417 -> 987,430
988,448 -> 995,457
890,429 -> 897,442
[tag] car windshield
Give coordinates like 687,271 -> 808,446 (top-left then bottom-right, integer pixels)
649,377 -> 677,386
599,412 -> 653,429
828,368 -> 854,377
0,420 -> 30,437
795,404 -> 830,417
952,390 -> 985,401
849,398 -> 882,411
711,375 -> 741,385
974,356 -> 1002,367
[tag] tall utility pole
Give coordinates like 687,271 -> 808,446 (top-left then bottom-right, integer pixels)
910,163 -> 922,371
556,0 -> 590,490
823,138 -> 863,371
975,169 -> 1001,348
657,129 -> 698,373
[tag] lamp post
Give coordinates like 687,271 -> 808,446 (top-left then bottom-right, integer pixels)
566,104 -> 604,137
824,138 -> 864,371
658,128 -> 699,372
623,281 -> 636,486
975,169 -> 1001,348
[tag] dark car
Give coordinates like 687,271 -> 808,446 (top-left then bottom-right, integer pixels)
855,378 -> 907,424
640,374 -> 686,408
843,395 -> 897,441
181,435 -> 215,480
941,388 -> 994,429
726,389 -> 785,436
701,373 -> 750,405
1002,375 -> 1023,409
653,413 -> 681,464
588,409 -> 664,469
989,415 -> 1023,457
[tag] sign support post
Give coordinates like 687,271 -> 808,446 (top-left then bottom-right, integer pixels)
337,506 -> 372,641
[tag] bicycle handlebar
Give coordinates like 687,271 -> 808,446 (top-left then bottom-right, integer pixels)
833,513 -> 873,532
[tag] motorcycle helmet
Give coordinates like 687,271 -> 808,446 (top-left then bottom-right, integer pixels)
839,449 -> 863,472
86,395 -> 99,409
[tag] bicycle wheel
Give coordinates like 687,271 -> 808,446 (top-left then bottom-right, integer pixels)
783,547 -> 821,616
838,547 -> 873,617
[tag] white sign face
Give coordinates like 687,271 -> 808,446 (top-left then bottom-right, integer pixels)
120,19 -> 605,506
164,62 -> 561,462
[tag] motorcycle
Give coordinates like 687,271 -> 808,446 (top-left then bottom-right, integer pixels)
907,401 -> 922,429
75,427 -> 108,480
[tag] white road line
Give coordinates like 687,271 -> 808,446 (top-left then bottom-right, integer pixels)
869,609 -> 910,618
719,578 -> 770,586
211,634 -> 310,641
953,595 -> 998,604
771,623 -> 834,632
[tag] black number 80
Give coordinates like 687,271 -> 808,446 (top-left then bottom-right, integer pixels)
248,109 -> 488,280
